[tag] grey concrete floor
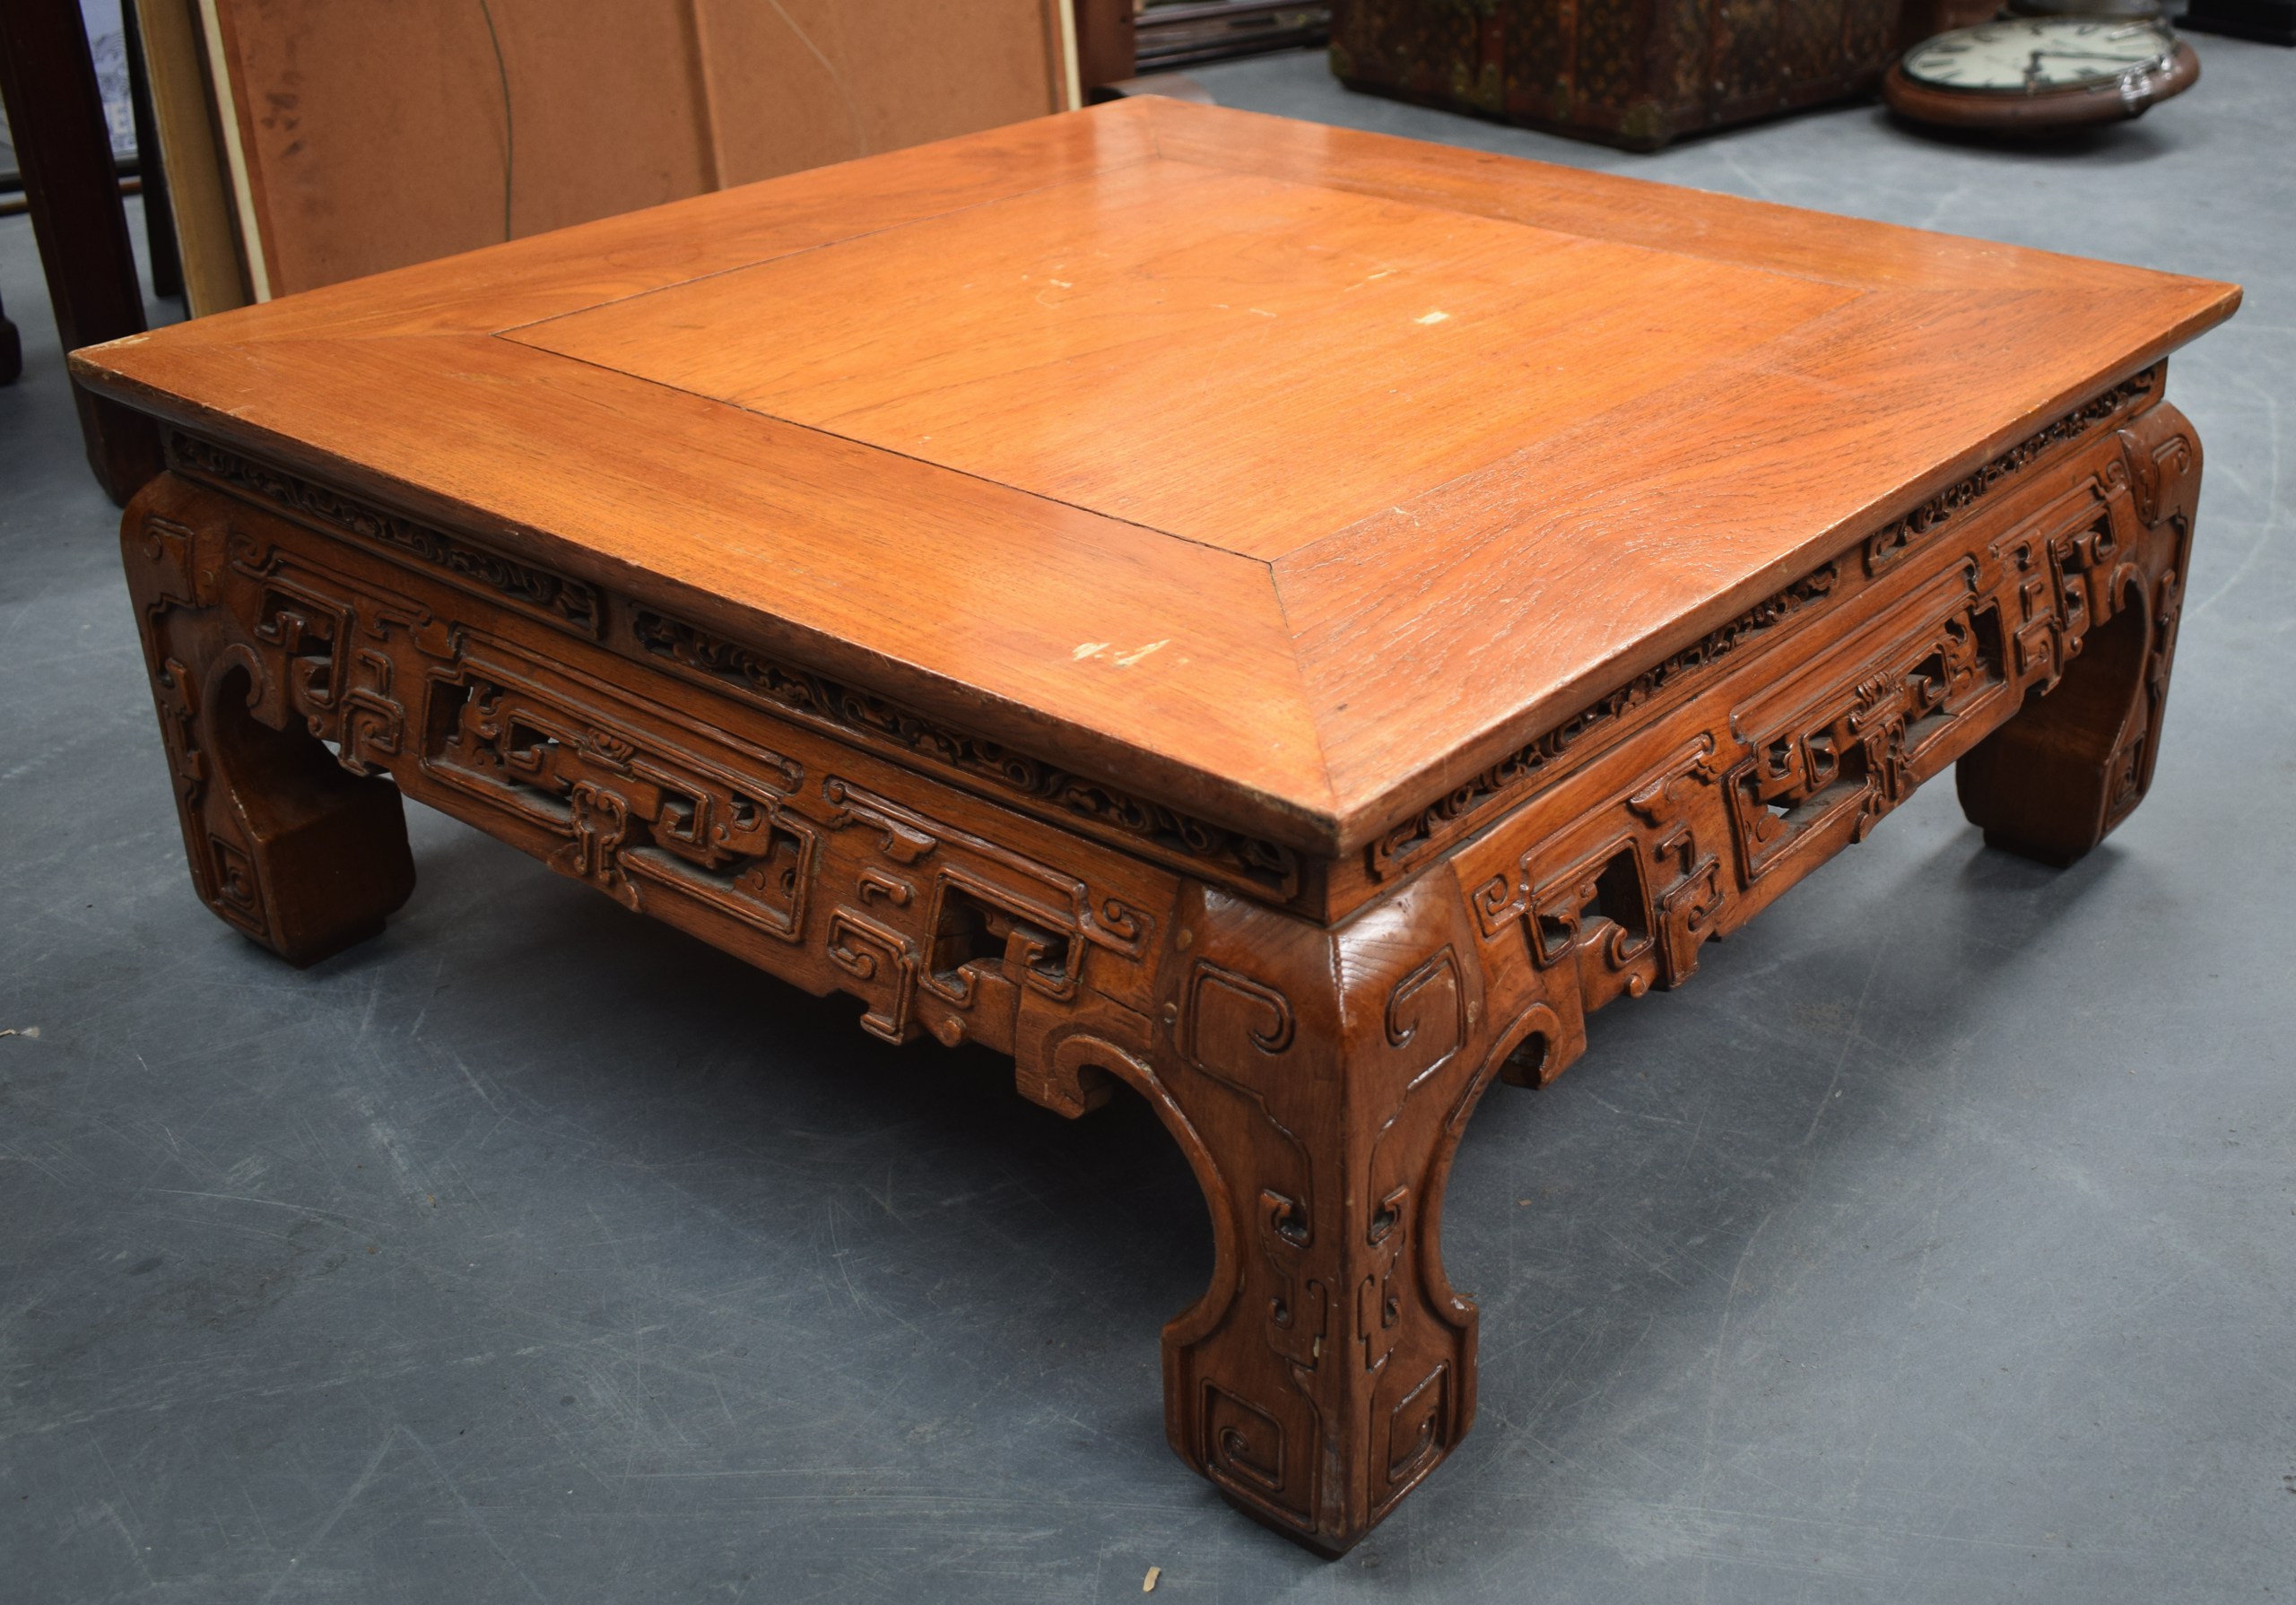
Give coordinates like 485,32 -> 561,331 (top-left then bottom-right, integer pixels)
4,42 -> 2294,1605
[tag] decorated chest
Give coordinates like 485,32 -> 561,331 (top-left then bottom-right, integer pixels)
1329,0 -> 1904,150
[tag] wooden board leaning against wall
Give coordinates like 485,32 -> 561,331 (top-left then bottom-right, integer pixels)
133,0 -> 1082,315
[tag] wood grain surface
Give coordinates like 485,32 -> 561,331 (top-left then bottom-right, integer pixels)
72,97 -> 2239,855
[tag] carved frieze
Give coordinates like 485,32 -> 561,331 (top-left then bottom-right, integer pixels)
167,438 -> 1294,909
817,778 -> 1153,1049
139,498 -> 1163,1076
426,667 -> 818,941
1369,568 -> 1839,880
170,432 -> 604,634
1444,404 -> 2195,1098
630,609 -> 1302,899
1864,369 -> 2158,575
1369,367 -> 2166,883
1468,737 -> 1724,1084
1727,581 -> 2008,882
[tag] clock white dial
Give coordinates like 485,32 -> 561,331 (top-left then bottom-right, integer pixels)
1903,18 -> 2179,91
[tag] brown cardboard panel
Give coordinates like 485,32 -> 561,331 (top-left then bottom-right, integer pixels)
204,0 -> 1065,298
693,0 -> 1069,187
135,0 -> 249,316
208,0 -> 715,294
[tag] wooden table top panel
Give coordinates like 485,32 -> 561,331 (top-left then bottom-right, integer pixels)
74,98 -> 2238,855
511,157 -> 1857,560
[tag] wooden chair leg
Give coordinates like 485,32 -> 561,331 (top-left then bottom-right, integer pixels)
120,475 -> 416,967
0,291 -> 20,384
0,0 -> 163,501
122,0 -> 184,303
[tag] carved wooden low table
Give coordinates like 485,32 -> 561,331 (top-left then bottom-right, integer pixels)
74,100 -> 2239,1554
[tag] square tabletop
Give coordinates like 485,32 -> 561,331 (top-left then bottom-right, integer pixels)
74,98 -> 2239,858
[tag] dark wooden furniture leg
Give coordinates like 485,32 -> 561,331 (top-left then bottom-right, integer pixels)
122,0 -> 184,303
0,0 -> 163,502
0,291 -> 20,384
1074,0 -> 1139,96
120,475 -> 416,967
1957,403 -> 2198,864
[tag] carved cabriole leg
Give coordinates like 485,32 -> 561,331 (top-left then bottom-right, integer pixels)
1043,867 -> 1509,1555
120,473 -> 416,966
1958,401 -> 2201,865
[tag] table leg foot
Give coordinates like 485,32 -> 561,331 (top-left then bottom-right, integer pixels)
1957,402 -> 2200,867
120,475 -> 415,967
1053,872 -> 1515,1554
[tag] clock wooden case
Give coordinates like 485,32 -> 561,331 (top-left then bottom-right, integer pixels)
1884,19 -> 2201,131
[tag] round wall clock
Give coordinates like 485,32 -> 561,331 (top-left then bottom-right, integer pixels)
1883,19 -> 2200,132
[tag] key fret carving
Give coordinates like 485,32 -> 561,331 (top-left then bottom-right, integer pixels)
631,609 -> 1301,899
1369,568 -> 1838,880
815,777 -> 1154,1052
1474,737 -> 1724,1022
427,671 -> 817,937
1728,586 -> 2009,881
1444,404 -> 2198,1106
126,477 -> 1178,1075
827,909 -> 922,1042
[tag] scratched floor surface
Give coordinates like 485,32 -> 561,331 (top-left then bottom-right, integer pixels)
4,43 -> 2293,1605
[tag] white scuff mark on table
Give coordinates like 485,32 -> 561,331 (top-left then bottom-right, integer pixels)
1114,640 -> 1169,667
